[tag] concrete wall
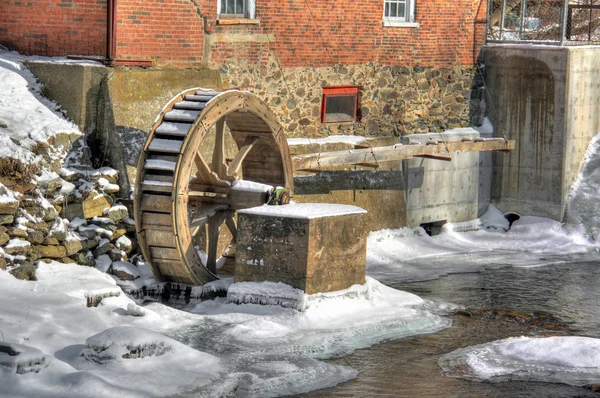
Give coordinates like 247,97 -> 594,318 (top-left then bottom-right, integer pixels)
484,44 -> 600,220
401,129 -> 491,227
26,62 -> 221,194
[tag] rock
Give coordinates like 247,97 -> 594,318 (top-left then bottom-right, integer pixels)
32,245 -> 67,259
23,221 -> 50,233
104,205 -> 129,223
95,254 -> 112,273
81,238 -> 99,251
63,239 -> 83,256
112,228 -> 127,241
0,231 -> 9,245
60,257 -> 77,264
0,215 -> 13,225
42,237 -> 60,245
27,230 -> 45,245
9,263 -> 36,280
111,261 -> 139,281
4,239 -> 31,255
72,252 -> 89,266
63,194 -> 113,220
8,228 -> 28,239
0,200 -> 18,215
93,240 -> 113,257
108,249 -> 126,262
115,236 -> 132,254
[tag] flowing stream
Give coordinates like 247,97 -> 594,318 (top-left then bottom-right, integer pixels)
297,255 -> 600,397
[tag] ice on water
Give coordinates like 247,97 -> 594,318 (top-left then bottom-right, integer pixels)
440,336 -> 600,387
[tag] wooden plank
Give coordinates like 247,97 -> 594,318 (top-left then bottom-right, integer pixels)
143,174 -> 174,183
150,247 -> 180,260
155,122 -> 192,137
141,183 -> 173,193
163,109 -> 201,123
173,101 -> 207,111
145,230 -> 177,248
141,194 -> 172,213
141,212 -> 173,226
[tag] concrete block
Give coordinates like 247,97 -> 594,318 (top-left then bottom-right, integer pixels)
235,203 -> 367,294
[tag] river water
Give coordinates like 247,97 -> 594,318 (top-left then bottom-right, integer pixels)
297,253 -> 600,397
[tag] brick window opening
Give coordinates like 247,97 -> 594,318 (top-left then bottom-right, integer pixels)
383,0 -> 417,26
219,0 -> 255,19
321,86 -> 359,123
385,0 -> 408,20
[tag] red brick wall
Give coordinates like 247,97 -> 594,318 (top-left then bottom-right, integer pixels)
0,0 -> 106,56
114,0 -> 207,66
1,0 -> 487,67
206,0 -> 488,69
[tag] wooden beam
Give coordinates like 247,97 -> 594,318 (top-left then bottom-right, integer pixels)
414,154 -> 452,162
291,140 -> 515,171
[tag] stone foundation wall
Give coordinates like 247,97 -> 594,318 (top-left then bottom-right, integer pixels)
220,57 -> 480,138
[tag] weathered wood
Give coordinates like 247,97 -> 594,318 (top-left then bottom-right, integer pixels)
141,212 -> 173,226
227,136 -> 259,177
135,90 -> 294,285
141,194 -> 172,213
414,154 -> 452,162
150,247 -> 180,260
212,118 -> 227,178
194,153 -> 227,187
145,230 -> 177,248
292,140 -> 516,171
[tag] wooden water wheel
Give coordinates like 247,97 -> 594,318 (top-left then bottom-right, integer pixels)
134,89 -> 293,285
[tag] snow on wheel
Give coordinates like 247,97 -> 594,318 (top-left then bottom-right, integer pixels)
134,89 -> 293,285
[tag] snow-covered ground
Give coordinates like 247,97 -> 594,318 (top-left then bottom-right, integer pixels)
0,262 -> 450,397
0,51 -> 85,163
3,48 -> 600,396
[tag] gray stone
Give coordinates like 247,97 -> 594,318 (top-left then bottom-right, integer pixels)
93,241 -> 114,258
27,230 -> 45,245
10,263 -> 36,281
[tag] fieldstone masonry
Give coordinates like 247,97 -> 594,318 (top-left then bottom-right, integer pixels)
235,203 -> 367,294
221,58 -> 481,138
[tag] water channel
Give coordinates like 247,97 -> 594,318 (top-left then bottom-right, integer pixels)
298,252 -> 600,397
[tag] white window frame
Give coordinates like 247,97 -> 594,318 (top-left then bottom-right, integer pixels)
382,0 -> 419,28
217,0 -> 255,19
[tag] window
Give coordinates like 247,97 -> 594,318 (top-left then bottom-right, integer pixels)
383,0 -> 417,27
218,0 -> 255,19
321,86 -> 359,123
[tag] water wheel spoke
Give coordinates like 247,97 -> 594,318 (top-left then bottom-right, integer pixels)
225,215 -> 237,243
227,136 -> 259,178
194,152 -> 228,187
212,118 -> 227,179
206,210 -> 227,274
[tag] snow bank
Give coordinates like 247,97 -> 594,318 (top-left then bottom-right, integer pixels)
193,277 -> 449,359
440,336 -> 600,387
240,202 -> 367,219
566,132 -> 600,241
368,209 -> 595,272
0,50 -> 81,163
